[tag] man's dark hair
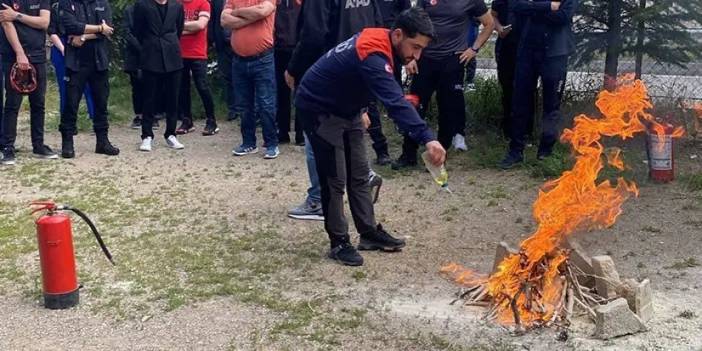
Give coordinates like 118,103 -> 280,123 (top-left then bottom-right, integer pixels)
392,7 -> 435,40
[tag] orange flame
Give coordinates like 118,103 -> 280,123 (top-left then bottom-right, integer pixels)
442,77 -> 684,327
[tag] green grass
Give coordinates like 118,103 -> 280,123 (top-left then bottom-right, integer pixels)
681,173 -> 702,192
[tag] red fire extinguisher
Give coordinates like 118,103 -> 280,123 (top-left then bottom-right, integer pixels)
30,201 -> 115,310
645,124 -> 676,183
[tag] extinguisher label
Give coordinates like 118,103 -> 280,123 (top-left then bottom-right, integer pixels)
648,134 -> 673,171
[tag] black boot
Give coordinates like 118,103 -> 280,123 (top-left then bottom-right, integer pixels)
95,131 -> 120,156
358,224 -> 406,252
61,133 -> 75,159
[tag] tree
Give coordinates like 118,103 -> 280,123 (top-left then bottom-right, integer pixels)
573,0 -> 702,87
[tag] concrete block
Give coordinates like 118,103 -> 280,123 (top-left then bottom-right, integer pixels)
594,298 -> 647,339
563,238 -> 595,287
628,279 -> 653,323
592,255 -> 622,299
493,241 -> 518,273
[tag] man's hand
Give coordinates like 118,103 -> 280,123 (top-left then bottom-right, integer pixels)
459,48 -> 477,65
424,140 -> 446,167
100,20 -> 114,36
551,1 -> 561,11
361,112 -> 370,130
405,60 -> 418,75
16,53 -> 30,70
497,25 -> 512,39
69,35 -> 84,47
284,70 -> 295,90
0,4 -> 18,22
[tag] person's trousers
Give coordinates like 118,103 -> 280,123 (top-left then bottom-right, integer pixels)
179,58 -> 216,123
301,110 -> 376,248
59,66 -> 109,137
51,45 -> 95,120
128,70 -> 144,116
141,70 -> 181,139
1,61 -> 47,149
509,48 -> 568,155
216,44 -> 236,115
232,51 -> 278,148
402,54 -> 465,159
366,100 -> 389,157
304,131 -> 322,204
274,48 -> 302,142
495,38 -> 520,138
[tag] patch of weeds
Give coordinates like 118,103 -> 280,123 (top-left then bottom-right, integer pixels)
526,144 -> 572,179
480,186 -> 509,200
680,173 -> 702,192
665,257 -> 700,270
352,270 -> 367,281
641,225 -> 662,233
487,199 -> 498,207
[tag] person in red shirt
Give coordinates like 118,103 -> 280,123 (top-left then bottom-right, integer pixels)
176,0 -> 219,136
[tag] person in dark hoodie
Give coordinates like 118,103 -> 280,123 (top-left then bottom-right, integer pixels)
284,0 -> 384,221
295,7 -> 446,266
498,0 -> 577,169
133,0 -> 186,152
122,4 -> 144,129
274,0 -> 303,145
58,0 -> 120,158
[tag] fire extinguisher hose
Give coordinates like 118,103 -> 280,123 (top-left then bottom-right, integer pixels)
63,206 -> 116,266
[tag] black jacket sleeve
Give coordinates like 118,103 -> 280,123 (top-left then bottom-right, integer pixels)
544,0 -> 577,25
48,2 -> 59,35
59,0 -> 86,36
286,0 -> 331,80
513,0 -> 551,14
123,6 -> 141,51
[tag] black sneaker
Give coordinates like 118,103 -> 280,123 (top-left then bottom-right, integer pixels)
358,224 -> 406,252
328,243 -> 364,266
130,116 -> 142,129
61,135 -> 75,159
202,121 -> 220,136
96,139 -> 120,156
295,134 -> 305,146
33,145 -> 59,159
536,146 -> 553,161
278,133 -> 291,144
176,119 -> 195,135
1,147 -> 16,165
391,154 -> 417,170
376,153 -> 391,166
368,172 -> 382,204
227,112 -> 239,121
499,151 -> 524,170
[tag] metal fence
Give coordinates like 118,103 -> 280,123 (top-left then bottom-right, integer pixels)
474,29 -> 702,102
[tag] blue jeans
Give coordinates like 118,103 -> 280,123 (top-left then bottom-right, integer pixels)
231,51 -> 278,148
51,45 -> 95,119
304,132 -> 321,204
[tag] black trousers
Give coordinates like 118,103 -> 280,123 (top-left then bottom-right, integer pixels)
1,61 -> 46,149
509,48 -> 568,155
402,54 -> 465,158
366,100 -> 388,157
128,70 -> 144,116
59,65 -> 109,136
495,37 -> 522,138
141,70 -> 181,139
301,110 -> 376,248
179,59 -> 215,122
274,48 -> 302,141
216,43 -> 236,115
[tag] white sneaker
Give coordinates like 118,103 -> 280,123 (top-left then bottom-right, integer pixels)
452,134 -> 467,151
139,137 -> 153,152
166,135 -> 184,150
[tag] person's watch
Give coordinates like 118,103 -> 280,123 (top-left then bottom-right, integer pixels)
80,35 -> 86,42
470,46 -> 481,54
15,13 -> 23,21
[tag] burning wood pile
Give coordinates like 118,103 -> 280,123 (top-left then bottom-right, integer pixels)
441,78 -> 683,340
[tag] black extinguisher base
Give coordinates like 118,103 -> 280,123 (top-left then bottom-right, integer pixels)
44,289 -> 79,309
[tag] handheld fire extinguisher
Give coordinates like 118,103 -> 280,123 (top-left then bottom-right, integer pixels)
30,200 -> 115,310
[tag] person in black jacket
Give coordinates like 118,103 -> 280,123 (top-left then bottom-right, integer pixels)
58,0 -> 119,158
0,0 -> 55,165
122,4 -> 144,129
133,0 -> 186,152
499,0 -> 577,169
274,0 -> 303,145
284,0 -> 384,221
209,0 -> 236,121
